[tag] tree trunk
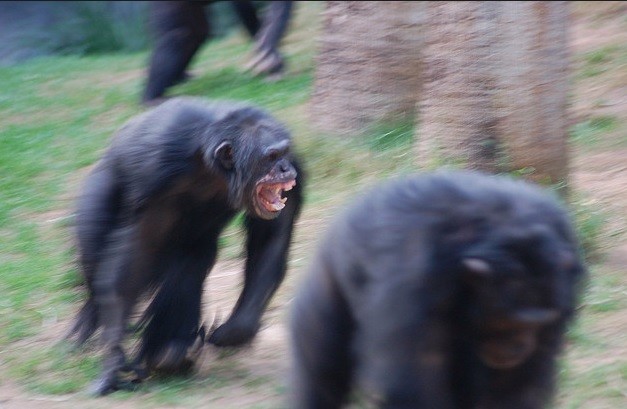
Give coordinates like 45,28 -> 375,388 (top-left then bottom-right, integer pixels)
309,1 -> 424,135
416,1 -> 571,186
497,1 -> 571,186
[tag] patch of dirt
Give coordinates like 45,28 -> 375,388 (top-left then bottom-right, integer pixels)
565,8 -> 627,397
571,14 -> 626,53
570,2 -> 627,126
0,258 -> 296,409
573,149 -> 627,239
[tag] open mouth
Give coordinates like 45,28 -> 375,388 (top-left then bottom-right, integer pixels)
479,338 -> 535,369
479,349 -> 529,369
256,179 -> 297,213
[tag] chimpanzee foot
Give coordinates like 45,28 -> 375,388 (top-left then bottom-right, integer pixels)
244,49 -> 284,78
89,375 -> 117,396
89,346 -> 143,395
88,368 -> 144,396
149,326 -> 206,375
89,371 -> 139,396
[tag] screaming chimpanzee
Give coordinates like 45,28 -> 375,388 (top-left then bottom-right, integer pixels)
290,171 -> 585,409
66,97 -> 304,395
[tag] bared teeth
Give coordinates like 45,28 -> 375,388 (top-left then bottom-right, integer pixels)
282,180 -> 296,191
257,180 -> 297,213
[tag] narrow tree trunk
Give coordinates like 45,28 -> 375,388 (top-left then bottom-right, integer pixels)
416,2 -> 501,173
310,1 -> 424,135
416,1 -> 571,186
496,1 -> 571,186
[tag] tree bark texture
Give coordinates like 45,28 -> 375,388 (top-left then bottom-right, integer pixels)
416,1 -> 571,185
309,1 -> 424,135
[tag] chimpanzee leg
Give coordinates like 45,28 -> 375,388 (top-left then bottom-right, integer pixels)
89,225 -> 142,395
231,0 -> 261,37
290,265 -> 354,409
67,298 -> 99,346
255,1 -> 293,54
142,1 -> 210,103
245,1 -> 294,76
67,163 -> 122,345
138,239 -> 218,372
208,166 -> 303,346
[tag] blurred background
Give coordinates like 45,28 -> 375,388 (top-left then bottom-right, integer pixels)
0,1 -> 625,408
0,1 -> 249,63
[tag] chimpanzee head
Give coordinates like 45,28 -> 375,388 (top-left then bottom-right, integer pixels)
210,106 -> 298,220
461,223 -> 583,369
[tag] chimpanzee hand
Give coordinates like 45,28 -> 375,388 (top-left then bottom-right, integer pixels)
207,317 -> 260,347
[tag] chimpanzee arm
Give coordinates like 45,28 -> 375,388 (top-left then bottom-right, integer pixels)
356,277 -> 456,409
208,160 -> 304,346
290,261 -> 354,409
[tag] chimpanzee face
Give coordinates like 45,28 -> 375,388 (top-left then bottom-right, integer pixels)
250,138 -> 297,220
462,225 -> 579,369
213,127 -> 298,220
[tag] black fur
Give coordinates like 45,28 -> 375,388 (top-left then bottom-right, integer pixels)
68,97 -> 304,395
142,1 -> 294,104
290,171 -> 585,409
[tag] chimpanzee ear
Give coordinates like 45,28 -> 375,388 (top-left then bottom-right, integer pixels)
214,141 -> 234,170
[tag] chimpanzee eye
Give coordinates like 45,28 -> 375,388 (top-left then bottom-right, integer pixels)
263,139 -> 290,163
266,148 -> 289,163
267,152 -> 280,163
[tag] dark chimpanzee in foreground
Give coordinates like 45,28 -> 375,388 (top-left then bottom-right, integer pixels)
290,171 -> 585,409
66,97 -> 304,395
142,1 -> 293,104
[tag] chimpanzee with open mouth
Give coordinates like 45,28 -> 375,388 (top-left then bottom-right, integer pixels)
67,97 -> 304,395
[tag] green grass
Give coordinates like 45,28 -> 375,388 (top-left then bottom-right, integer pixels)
577,46 -> 620,79
555,259 -> 627,408
0,52 -> 147,353
570,115 -> 620,146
